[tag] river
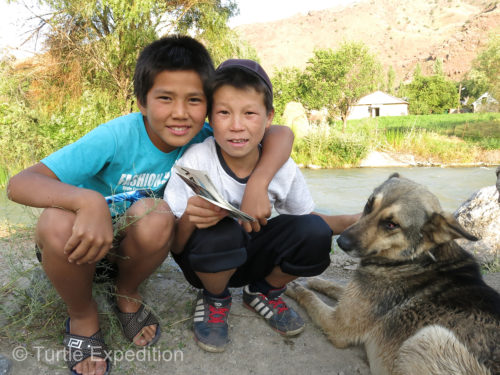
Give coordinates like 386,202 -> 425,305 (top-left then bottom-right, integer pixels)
0,166 -> 498,226
303,166 -> 497,214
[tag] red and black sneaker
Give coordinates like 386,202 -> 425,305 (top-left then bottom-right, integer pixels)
243,285 -> 304,336
193,291 -> 232,352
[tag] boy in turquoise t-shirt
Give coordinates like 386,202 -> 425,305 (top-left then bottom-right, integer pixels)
7,36 -> 293,375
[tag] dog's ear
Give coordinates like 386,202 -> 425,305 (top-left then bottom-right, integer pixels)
388,173 -> 400,180
422,212 -> 478,245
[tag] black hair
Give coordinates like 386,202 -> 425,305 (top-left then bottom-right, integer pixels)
133,35 -> 215,106
208,67 -> 274,117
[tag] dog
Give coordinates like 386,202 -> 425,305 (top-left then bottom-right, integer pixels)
286,173 -> 500,375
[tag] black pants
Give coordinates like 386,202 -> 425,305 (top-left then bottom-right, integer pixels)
172,214 -> 333,289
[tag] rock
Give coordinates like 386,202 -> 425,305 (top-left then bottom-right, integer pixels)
359,151 -> 416,167
496,166 -> 500,202
454,185 -> 500,263
0,354 -> 11,375
282,101 -> 310,138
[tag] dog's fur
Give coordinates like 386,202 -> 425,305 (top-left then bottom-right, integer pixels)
286,173 -> 500,375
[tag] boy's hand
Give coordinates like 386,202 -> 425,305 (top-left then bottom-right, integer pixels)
64,191 -> 113,265
185,195 -> 228,229
240,178 -> 271,232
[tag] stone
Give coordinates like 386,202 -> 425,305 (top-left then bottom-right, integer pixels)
454,185 -> 500,264
496,166 -> 500,202
282,101 -> 310,138
0,354 -> 11,375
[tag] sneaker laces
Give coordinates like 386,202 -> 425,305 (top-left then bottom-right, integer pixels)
267,296 -> 289,314
208,305 -> 229,323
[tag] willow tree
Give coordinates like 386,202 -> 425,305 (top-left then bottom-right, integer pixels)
22,0 -> 254,111
303,42 -> 383,132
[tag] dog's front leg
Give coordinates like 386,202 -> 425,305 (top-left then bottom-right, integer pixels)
286,282 -> 359,348
307,277 -> 344,300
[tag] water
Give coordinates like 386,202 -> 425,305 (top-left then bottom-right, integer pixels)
303,166 -> 498,215
1,167 -> 498,226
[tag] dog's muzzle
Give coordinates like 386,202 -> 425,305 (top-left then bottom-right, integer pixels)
337,235 -> 355,252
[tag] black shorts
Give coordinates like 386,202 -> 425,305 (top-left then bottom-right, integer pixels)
172,214 -> 333,289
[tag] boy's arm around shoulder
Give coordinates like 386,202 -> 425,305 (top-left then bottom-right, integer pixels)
7,163 -> 113,264
240,125 -> 294,232
312,212 -> 362,235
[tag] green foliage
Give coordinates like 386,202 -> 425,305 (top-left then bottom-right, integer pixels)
461,32 -> 500,103
433,58 -> 444,76
291,112 -> 499,167
21,0 -> 242,112
349,113 -> 500,150
271,67 -> 306,124
469,32 -> 500,100
1,1 -> 257,185
413,63 -> 422,77
0,53 -> 126,185
461,69 -> 490,104
302,42 -> 383,131
176,1 -> 258,66
386,66 -> 396,95
292,126 -> 368,167
401,74 -> 458,114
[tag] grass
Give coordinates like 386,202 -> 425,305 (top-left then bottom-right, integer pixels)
291,113 -> 500,167
482,257 -> 500,274
292,123 -> 368,167
0,219 -> 194,374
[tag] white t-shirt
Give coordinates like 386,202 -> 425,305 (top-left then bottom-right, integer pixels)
164,137 -> 315,218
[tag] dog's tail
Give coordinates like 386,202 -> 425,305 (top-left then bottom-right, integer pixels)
394,325 -> 491,375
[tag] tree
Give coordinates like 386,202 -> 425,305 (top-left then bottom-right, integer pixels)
401,74 -> 457,115
433,58 -> 444,76
467,33 -> 500,100
271,67 -> 307,124
460,69 -> 489,106
302,42 -> 383,132
413,63 -> 422,78
20,0 -> 249,111
386,65 -> 396,95
175,1 -> 257,67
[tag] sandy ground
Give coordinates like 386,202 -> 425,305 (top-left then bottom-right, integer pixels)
1,237 -> 499,375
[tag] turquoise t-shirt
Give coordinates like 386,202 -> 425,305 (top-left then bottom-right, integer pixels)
42,112 -> 212,213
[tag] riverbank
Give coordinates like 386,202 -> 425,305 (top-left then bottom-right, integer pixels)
290,113 -> 500,169
297,149 -> 500,169
358,149 -> 500,168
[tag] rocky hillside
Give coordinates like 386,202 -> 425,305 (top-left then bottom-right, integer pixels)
234,0 -> 499,83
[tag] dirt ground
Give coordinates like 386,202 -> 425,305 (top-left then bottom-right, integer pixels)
1,240 -> 499,375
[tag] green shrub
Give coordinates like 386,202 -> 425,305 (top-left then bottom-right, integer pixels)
292,126 -> 368,167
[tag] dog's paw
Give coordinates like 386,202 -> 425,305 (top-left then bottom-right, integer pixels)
307,277 -> 328,289
285,281 -> 307,299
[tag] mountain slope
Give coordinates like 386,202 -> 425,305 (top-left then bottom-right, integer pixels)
234,0 -> 499,82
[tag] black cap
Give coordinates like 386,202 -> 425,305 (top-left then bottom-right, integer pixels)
216,59 -> 272,98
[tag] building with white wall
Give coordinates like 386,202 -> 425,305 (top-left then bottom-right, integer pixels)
348,91 -> 408,120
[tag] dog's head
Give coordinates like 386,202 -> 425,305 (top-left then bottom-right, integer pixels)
337,173 -> 477,260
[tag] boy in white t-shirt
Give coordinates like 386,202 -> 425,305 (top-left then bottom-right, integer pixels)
164,59 -> 360,352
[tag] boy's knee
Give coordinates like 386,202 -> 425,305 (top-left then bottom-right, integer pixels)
125,198 -> 175,251
296,214 -> 333,248
187,218 -> 247,273
36,208 -> 75,254
279,215 -> 332,277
